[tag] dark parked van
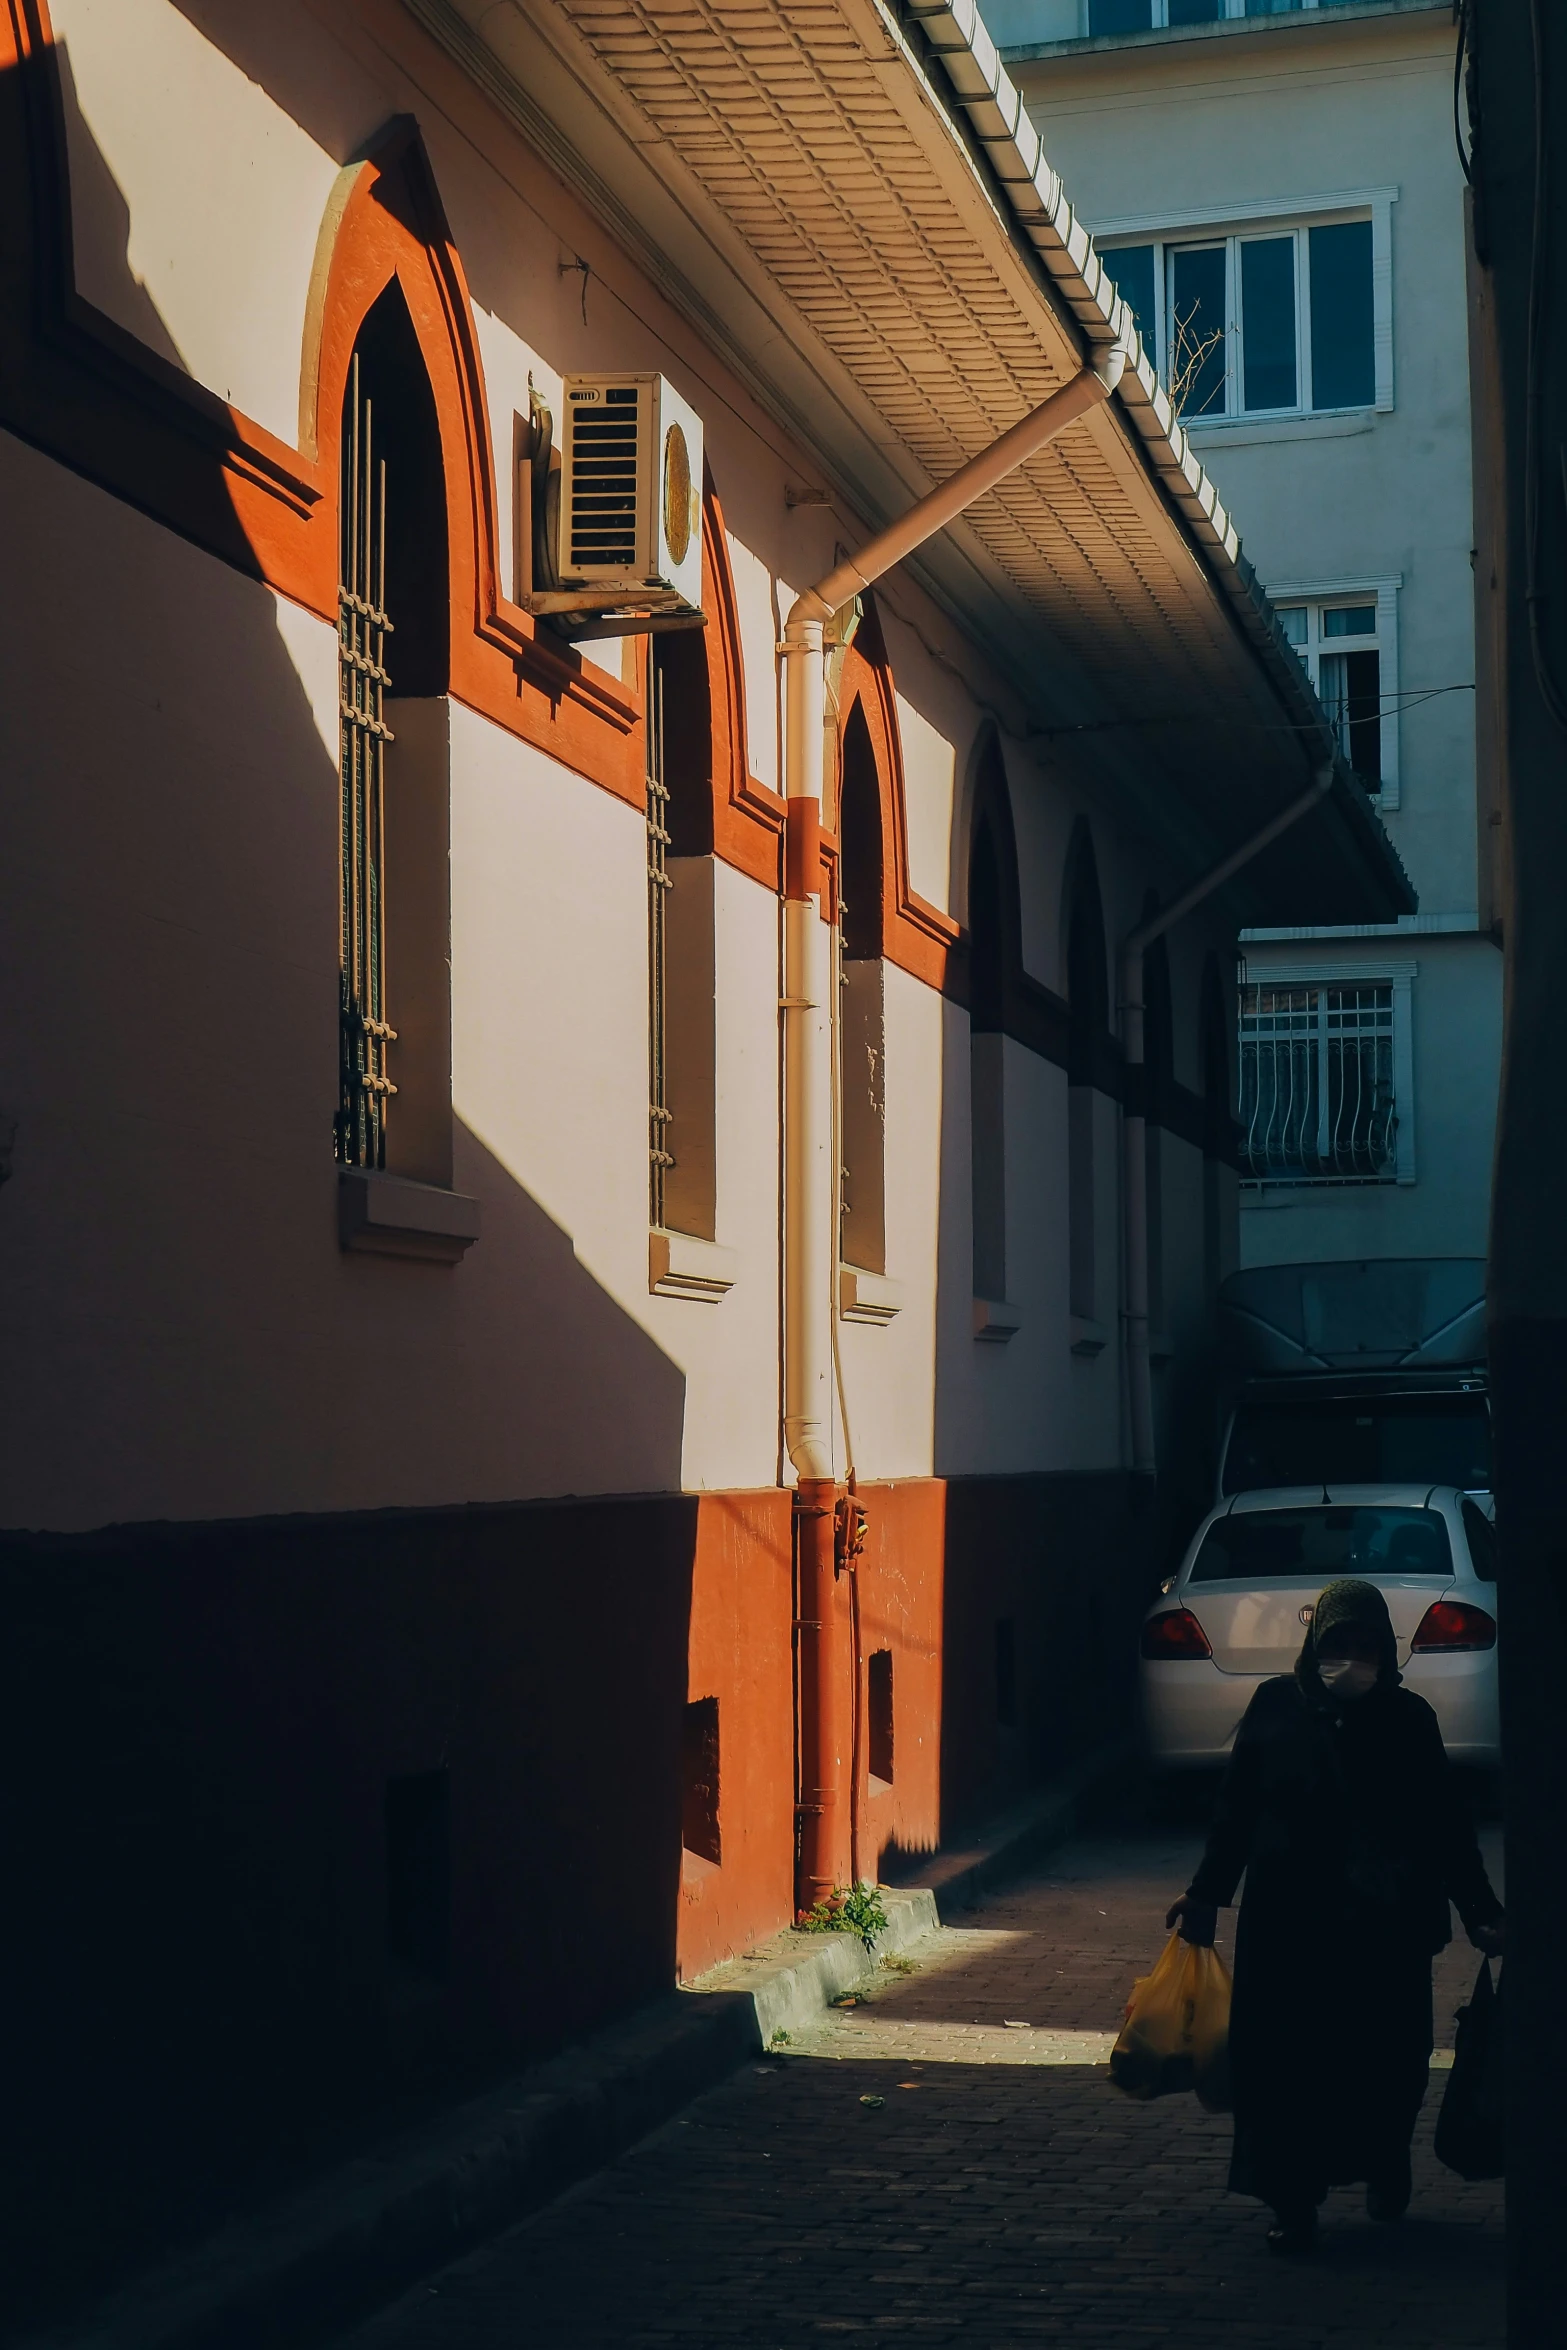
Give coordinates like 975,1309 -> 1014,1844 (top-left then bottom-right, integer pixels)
1217,1259 -> 1490,1499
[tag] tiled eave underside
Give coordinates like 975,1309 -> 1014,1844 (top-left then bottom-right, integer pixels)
408,0 -> 1412,924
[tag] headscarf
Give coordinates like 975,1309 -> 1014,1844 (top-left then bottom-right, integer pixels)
1295,1576 -> 1401,1712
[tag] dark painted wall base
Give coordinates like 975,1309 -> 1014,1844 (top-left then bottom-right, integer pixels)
0,1471 -> 1170,2317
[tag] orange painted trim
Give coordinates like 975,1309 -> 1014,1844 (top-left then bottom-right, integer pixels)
704,479 -> 785,892
304,123 -> 642,802
0,14 -> 641,807
0,11 -> 970,972
835,600 -> 961,989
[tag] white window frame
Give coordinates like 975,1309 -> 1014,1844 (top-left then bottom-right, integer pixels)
1266,576 -> 1401,809
1238,958 -> 1415,1189
1094,188 -> 1396,421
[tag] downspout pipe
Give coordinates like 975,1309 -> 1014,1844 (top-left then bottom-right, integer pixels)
1120,763 -> 1335,1478
783,334 -> 1130,1905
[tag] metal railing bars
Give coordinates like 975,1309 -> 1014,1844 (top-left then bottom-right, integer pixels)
647,651 -> 673,1226
336,352 -> 397,1170
1239,982 -> 1396,1185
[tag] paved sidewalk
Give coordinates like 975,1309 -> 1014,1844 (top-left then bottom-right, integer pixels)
336,1822 -> 1503,2350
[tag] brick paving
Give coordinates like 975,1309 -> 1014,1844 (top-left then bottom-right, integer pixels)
338,1814 -> 1503,2350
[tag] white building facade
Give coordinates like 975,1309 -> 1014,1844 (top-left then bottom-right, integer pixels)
0,0 -> 1408,2306
998,0 -> 1500,1265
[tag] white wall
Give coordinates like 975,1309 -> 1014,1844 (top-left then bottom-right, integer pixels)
1239,933 -> 1501,1264
50,0 -> 353,446
0,0 -> 1248,1529
1021,14 -> 1476,919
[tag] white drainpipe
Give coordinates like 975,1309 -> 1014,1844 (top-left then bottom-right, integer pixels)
781,334 -> 1129,1905
1121,763 -> 1335,1478
781,335 -> 1131,1484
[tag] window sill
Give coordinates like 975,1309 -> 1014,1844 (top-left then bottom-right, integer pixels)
338,1169 -> 480,1263
1240,1179 -> 1410,1200
840,1267 -> 905,1326
973,1297 -> 1022,1344
649,1229 -> 737,1302
1070,1316 -> 1108,1358
1184,409 -> 1376,450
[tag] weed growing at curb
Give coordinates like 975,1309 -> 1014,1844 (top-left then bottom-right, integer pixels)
794,1883 -> 891,1953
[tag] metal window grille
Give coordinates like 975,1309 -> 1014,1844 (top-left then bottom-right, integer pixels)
647,651 -> 673,1226
336,353 -> 397,1168
1238,982 -> 1397,1184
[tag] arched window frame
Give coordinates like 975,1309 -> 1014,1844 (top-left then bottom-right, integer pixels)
963,735 -> 1024,1320
1137,893 -> 1174,1344
1063,821 -> 1111,1336
645,475 -> 755,1279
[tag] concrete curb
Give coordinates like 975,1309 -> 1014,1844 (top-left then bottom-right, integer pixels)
27,1743 -> 1125,2350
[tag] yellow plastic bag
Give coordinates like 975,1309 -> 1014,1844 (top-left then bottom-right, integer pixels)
1109,1931 -> 1233,2111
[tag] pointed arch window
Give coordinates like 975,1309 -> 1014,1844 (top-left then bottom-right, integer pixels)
1065,830 -> 1110,1329
838,704 -> 887,1278
968,817 -> 1007,1305
334,286 -> 456,1205
647,629 -> 720,1242
1141,925 -> 1174,1342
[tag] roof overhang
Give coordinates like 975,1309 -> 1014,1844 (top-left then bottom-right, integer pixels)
406,0 -> 1415,926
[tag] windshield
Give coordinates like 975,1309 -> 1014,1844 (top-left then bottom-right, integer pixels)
1191,1505 -> 1454,1584
1221,1392 -> 1490,1495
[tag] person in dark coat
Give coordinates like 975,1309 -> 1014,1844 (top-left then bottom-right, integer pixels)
1166,1577 -> 1505,2255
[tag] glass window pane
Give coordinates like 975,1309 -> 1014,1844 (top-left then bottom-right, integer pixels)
1276,604 -> 1309,649
1169,245 -> 1228,418
1344,647 -> 1382,786
1246,0 -> 1304,15
1088,0 -> 1152,29
1168,0 -> 1223,23
1319,651 -> 1349,753
1240,237 -> 1298,411
1309,219 -> 1375,409
1108,245 -> 1157,355
1322,603 -> 1376,637
1224,1395 -> 1492,1495
1190,1506 -> 1452,1584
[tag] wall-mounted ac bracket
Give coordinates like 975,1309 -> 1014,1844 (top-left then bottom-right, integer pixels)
523,591 -> 708,643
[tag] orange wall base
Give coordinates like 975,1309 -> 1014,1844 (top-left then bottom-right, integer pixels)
672,1470 -> 1158,1983
676,1489 -> 794,1981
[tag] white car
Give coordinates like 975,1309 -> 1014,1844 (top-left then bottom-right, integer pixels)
1140,1484 -> 1499,1770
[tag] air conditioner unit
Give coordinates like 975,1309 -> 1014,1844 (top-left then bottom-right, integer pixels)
556,374 -> 703,615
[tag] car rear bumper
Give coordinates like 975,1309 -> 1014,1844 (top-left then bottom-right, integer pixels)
1402,1649 -> 1500,1763
1140,1653 -> 1500,1768
1140,1663 -> 1266,1767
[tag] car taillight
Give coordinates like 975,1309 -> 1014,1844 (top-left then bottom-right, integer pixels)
1140,1608 -> 1213,1661
1410,1600 -> 1497,1653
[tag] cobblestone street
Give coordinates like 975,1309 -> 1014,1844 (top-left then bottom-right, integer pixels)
338,1813 -> 1503,2350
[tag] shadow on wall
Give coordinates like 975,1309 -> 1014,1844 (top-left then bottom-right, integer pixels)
0,51 -> 699,2318
1,1487 -> 699,2317
919,774 -> 1159,1847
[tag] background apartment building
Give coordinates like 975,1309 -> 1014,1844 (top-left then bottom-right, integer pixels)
995,0 -> 1499,1267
